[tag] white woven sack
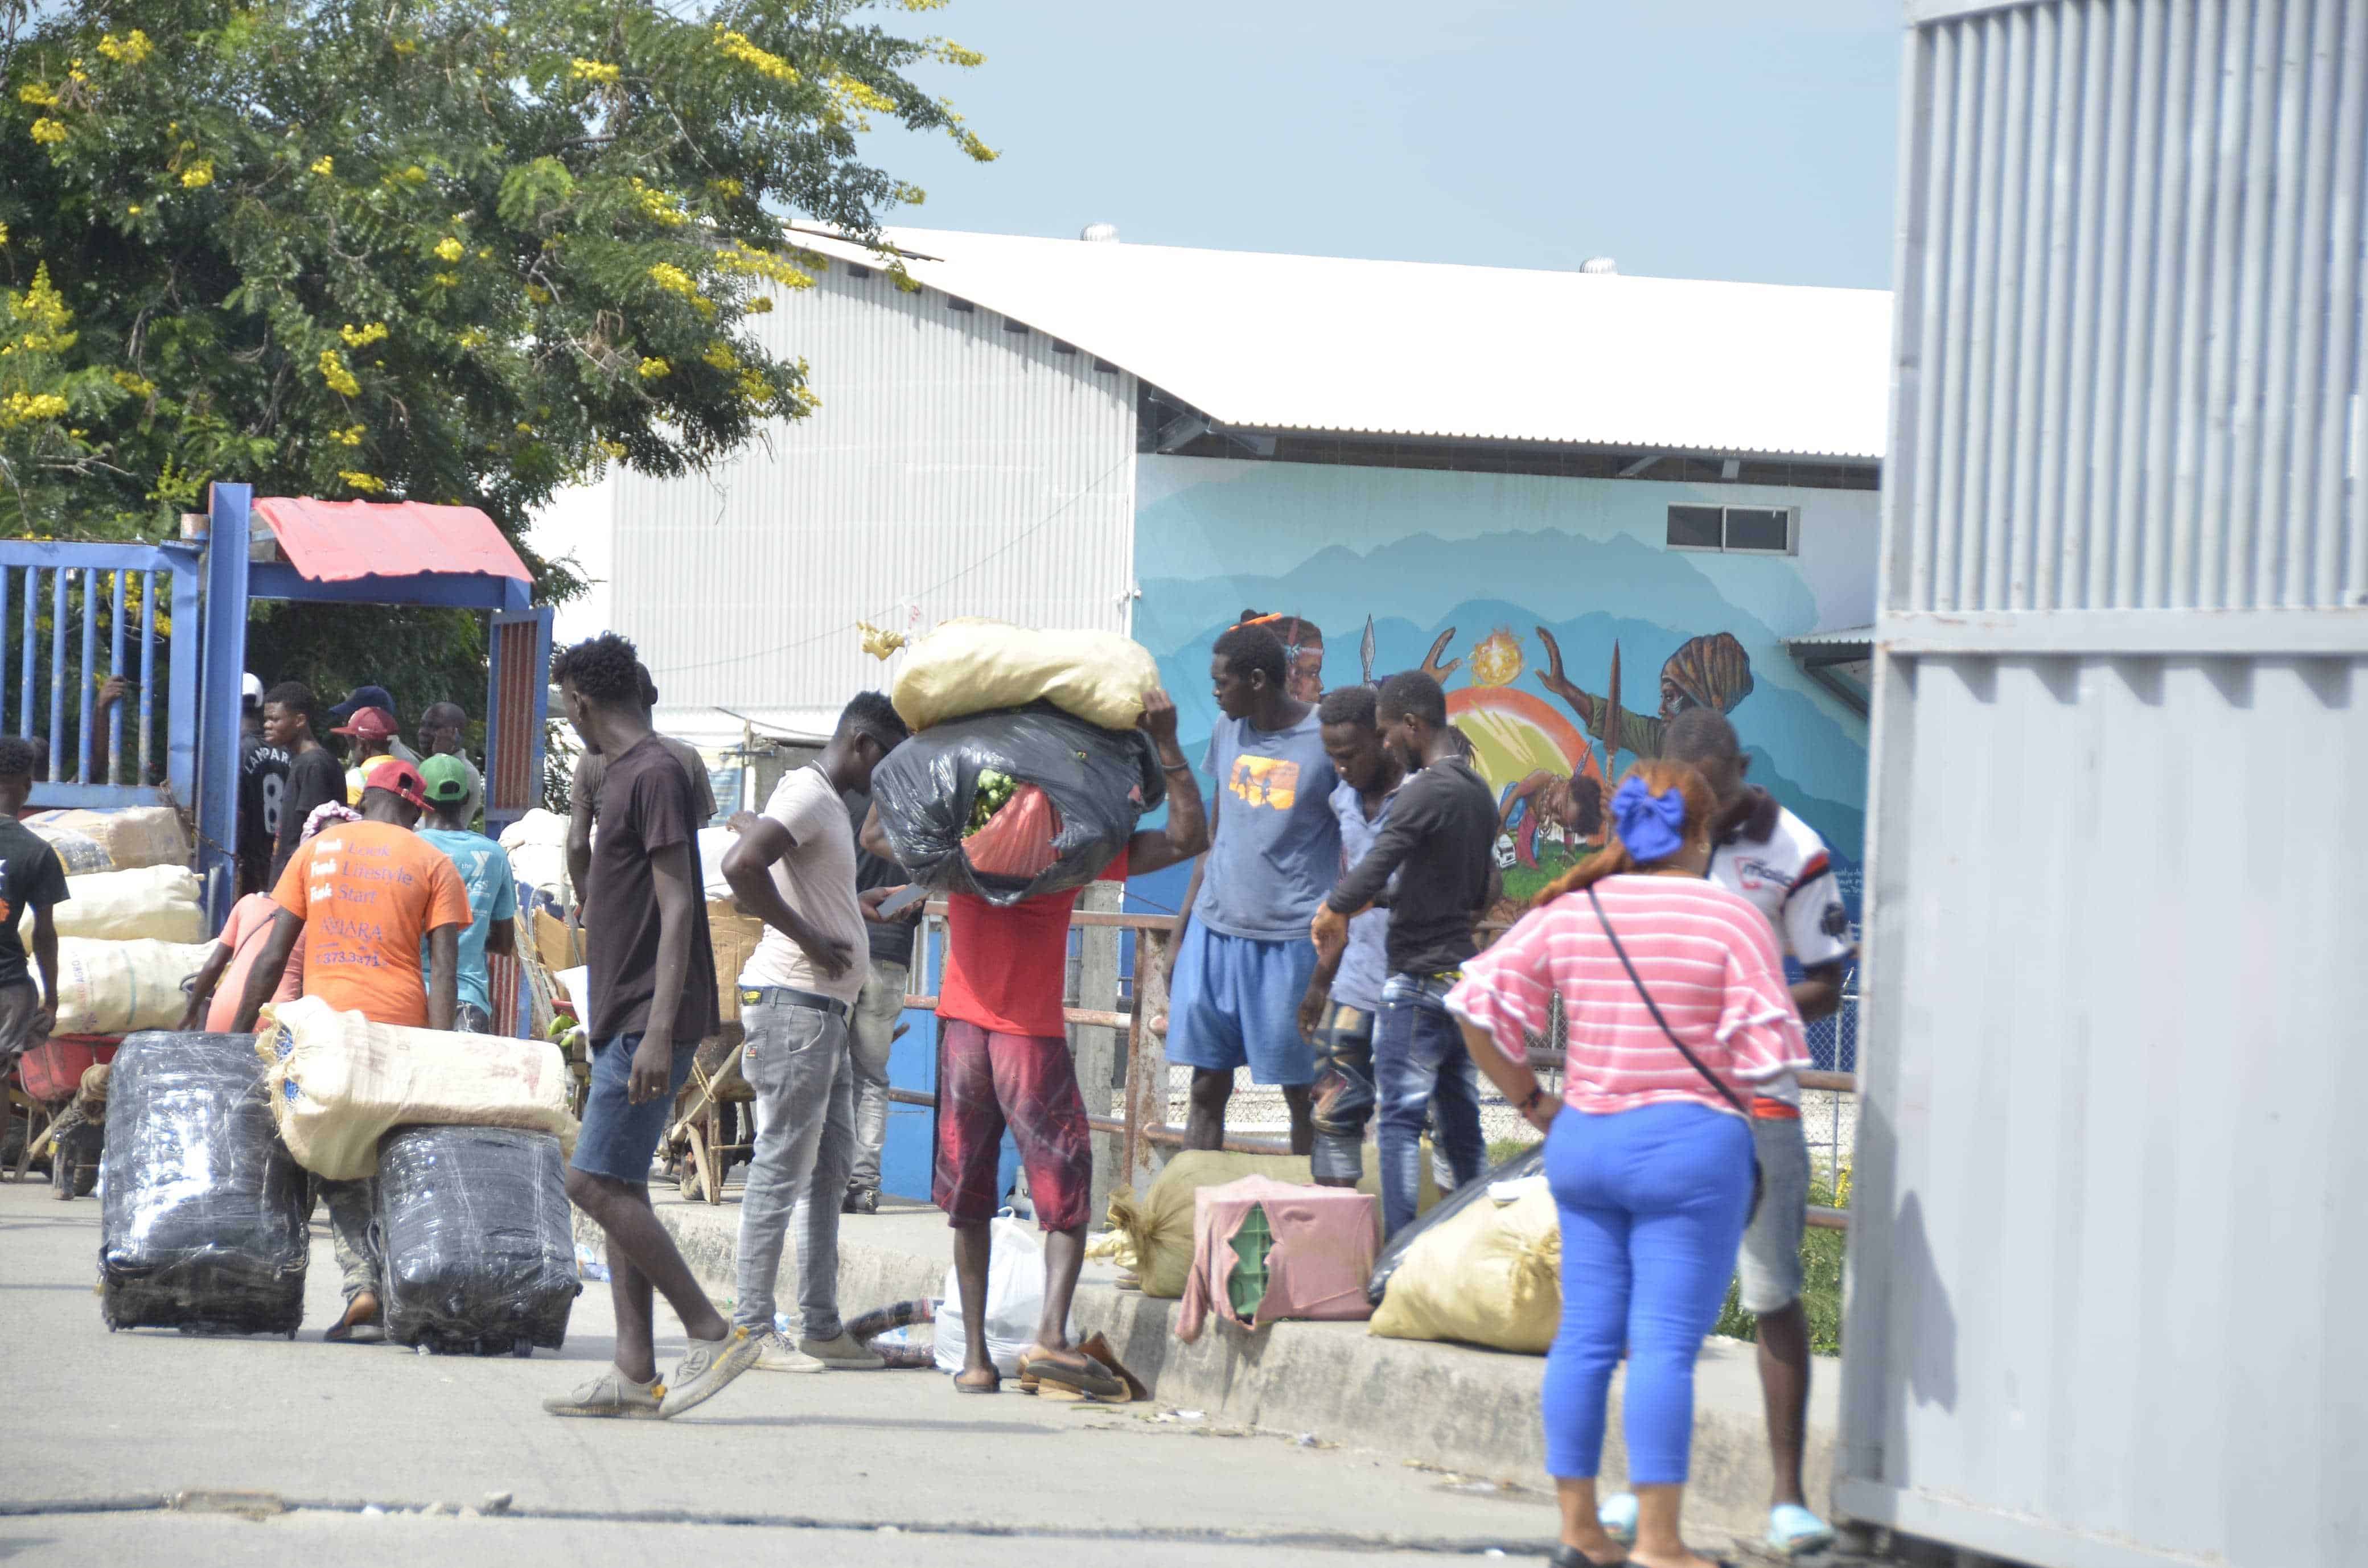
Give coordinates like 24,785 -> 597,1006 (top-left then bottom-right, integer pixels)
23,865 -> 205,944
255,995 -> 579,1180
50,938 -> 215,1034
891,618 -> 1159,734
25,806 -> 191,874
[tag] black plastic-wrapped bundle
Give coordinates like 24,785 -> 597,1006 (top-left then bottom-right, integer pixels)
375,1125 -> 579,1355
1366,1143 -> 1547,1308
100,1031 -> 309,1336
871,703 -> 1166,907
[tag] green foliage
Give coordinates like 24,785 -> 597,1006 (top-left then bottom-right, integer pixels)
0,0 -> 989,701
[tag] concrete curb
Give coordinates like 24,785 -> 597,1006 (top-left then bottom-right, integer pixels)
572,1197 -> 1837,1537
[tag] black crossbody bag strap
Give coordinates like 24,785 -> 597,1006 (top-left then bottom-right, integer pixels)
1586,884 -> 1763,1220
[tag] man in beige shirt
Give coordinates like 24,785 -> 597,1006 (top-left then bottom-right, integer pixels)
719,692 -> 909,1373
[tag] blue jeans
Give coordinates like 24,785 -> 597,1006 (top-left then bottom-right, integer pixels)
1542,1102 -> 1755,1483
1374,972 -> 1487,1236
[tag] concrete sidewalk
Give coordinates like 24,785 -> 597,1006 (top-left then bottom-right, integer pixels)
575,1188 -> 1840,1538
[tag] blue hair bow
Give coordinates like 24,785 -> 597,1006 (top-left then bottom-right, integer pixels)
1610,776 -> 1687,862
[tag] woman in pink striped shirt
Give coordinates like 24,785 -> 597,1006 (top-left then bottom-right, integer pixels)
1448,760 -> 1807,1568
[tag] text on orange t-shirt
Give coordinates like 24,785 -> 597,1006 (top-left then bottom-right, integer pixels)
272,818 -> 472,1028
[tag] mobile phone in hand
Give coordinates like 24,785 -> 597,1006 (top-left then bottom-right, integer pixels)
876,884 -> 927,920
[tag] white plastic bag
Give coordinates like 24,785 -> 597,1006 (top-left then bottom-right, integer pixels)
499,809 -> 570,900
932,1217 -> 1074,1377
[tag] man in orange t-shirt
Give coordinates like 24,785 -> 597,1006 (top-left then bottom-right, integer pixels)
230,754 -> 471,1342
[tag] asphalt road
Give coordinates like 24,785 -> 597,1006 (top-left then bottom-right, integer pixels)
0,1177 -> 1556,1566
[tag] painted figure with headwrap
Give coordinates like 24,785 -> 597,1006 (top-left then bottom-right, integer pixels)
1532,628 -> 1756,773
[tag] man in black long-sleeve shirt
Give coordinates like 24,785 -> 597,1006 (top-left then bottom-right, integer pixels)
1311,670 -> 1497,1236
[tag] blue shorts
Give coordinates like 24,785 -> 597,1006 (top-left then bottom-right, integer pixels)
570,1033 -> 696,1184
1165,924 -> 1319,1086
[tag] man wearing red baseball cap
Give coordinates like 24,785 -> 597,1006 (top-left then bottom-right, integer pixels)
231,753 -> 473,1343
331,705 -> 402,805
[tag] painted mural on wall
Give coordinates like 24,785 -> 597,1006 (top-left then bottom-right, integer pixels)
1130,457 -> 1876,917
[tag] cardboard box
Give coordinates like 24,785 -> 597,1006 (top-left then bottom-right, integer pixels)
707,900 -> 766,1024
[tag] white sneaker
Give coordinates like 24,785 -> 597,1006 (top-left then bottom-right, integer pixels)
799,1330 -> 886,1370
747,1328 -> 826,1373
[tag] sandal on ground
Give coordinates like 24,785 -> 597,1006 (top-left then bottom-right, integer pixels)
1766,1504 -> 1835,1557
952,1370 -> 1001,1395
323,1294 -> 385,1344
1546,1545 -> 1630,1567
1022,1350 -> 1129,1404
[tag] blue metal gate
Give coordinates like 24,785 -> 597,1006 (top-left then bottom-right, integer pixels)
0,539 -> 204,810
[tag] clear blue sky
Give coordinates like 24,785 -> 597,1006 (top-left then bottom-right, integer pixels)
878,0 -> 1903,291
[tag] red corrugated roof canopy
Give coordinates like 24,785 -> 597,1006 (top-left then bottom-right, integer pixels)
253,497 -> 532,583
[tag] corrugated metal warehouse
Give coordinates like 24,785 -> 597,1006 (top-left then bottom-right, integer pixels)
533,222 -> 1900,1197
538,229 -> 1893,867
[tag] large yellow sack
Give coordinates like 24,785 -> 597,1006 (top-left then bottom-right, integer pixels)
22,866 -> 205,945
50,938 -> 216,1034
256,995 -> 579,1180
1107,1149 -> 1438,1299
1368,1183 -> 1561,1353
25,806 -> 190,875
892,618 -> 1160,733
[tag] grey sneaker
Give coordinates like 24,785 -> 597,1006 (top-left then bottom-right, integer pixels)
799,1330 -> 886,1371
657,1327 -> 760,1417
544,1365 -> 666,1419
748,1327 -> 825,1373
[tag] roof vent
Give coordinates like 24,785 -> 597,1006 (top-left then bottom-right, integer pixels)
1579,256 -> 1619,275
1080,223 -> 1120,244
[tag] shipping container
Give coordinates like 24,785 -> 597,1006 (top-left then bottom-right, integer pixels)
1840,3 -> 2368,1566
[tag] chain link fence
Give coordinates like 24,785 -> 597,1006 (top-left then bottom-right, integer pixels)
1178,967 -> 1862,1179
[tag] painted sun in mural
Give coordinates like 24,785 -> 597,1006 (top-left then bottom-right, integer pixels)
1468,628 -> 1524,687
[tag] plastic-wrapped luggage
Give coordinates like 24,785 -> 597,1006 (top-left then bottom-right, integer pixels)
99,1031 -> 309,1336
891,618 -> 1160,734
870,703 -> 1165,907
375,1125 -> 580,1355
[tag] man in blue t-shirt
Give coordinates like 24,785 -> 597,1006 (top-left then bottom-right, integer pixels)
417,754 -> 518,1032
1168,621 -> 1340,1153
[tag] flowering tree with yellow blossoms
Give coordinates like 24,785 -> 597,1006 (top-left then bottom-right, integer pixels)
0,0 -> 988,549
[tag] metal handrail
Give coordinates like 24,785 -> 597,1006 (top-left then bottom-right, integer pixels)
894,899 -> 1860,1220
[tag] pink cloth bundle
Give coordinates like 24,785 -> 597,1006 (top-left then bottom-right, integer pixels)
1175,1176 -> 1379,1343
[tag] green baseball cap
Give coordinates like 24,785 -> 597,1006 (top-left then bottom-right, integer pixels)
418,752 -> 473,806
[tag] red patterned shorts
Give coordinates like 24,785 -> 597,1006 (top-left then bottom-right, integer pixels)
933,1019 -> 1092,1231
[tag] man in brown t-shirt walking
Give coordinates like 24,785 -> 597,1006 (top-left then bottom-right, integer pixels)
542,633 -> 756,1421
